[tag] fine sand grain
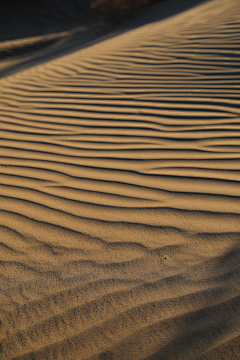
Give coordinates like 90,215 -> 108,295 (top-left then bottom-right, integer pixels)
1,0 -> 240,359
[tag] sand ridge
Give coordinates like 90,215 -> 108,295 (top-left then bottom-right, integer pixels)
1,0 -> 240,359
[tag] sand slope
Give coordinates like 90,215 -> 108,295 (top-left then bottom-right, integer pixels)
1,0 -> 240,359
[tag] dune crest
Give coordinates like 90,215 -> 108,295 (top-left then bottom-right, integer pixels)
1,0 -> 240,359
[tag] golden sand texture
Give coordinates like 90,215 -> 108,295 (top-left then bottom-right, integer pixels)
0,0 -> 240,359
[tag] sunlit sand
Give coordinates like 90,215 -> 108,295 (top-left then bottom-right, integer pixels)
1,0 -> 240,359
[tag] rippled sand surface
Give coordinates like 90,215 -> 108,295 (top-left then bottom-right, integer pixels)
1,0 -> 240,359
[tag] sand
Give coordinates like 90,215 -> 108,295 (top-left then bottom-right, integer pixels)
1,0 -> 240,359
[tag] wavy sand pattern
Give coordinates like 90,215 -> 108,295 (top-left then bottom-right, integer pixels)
1,0 -> 240,359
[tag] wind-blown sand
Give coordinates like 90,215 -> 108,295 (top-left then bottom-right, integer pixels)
1,0 -> 240,359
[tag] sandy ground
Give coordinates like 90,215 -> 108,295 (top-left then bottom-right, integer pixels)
1,0 -> 240,359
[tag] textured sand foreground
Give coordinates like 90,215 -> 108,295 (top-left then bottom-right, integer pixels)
1,0 -> 240,359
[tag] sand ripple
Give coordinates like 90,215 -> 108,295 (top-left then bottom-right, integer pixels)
1,0 -> 240,358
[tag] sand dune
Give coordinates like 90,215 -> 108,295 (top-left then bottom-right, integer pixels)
1,0 -> 240,359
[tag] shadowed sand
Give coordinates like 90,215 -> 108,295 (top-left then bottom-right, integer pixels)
1,0 -> 240,359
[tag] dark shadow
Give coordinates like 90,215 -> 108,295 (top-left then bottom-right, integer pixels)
143,245 -> 240,360
98,350 -> 114,360
0,0 -> 207,79
0,0 -> 95,42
